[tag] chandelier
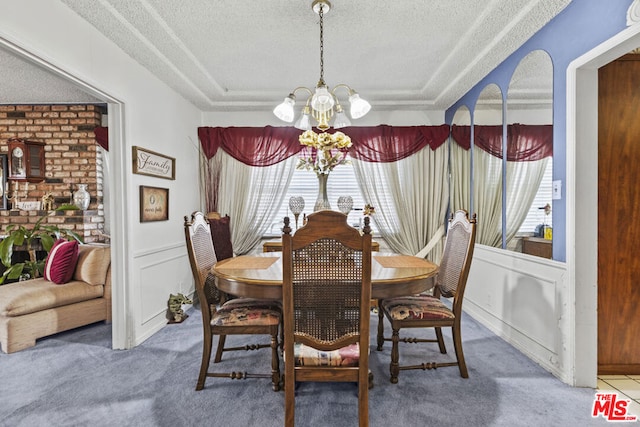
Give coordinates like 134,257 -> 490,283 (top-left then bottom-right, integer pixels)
273,0 -> 371,132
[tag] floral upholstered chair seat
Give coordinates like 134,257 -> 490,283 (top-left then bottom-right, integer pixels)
381,295 -> 455,321
293,342 -> 360,367
212,298 -> 281,327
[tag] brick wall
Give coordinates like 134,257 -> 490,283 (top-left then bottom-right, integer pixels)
0,104 -> 106,243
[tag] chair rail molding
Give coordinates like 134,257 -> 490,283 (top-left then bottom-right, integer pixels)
463,245 -> 569,383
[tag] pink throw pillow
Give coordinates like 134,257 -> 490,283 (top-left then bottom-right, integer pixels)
44,239 -> 80,284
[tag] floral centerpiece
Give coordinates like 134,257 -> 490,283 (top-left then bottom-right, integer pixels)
297,130 -> 352,175
297,130 -> 352,211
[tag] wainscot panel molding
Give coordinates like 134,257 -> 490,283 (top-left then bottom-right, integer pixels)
463,245 -> 570,383
132,244 -> 194,345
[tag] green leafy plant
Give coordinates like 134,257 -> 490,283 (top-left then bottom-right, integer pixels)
0,207 -> 83,284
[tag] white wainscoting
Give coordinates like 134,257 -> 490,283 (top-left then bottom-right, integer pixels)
132,243 -> 195,346
463,245 -> 571,383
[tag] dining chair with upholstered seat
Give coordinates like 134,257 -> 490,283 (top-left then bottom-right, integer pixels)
282,210 -> 372,427
206,211 -> 236,304
184,211 -> 281,391
206,212 -> 234,262
376,210 -> 477,383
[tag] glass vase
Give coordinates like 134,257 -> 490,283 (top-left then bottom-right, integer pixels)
314,174 -> 331,211
289,196 -> 305,229
73,184 -> 90,210
337,195 -> 353,215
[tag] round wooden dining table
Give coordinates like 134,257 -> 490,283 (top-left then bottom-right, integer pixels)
212,252 -> 438,300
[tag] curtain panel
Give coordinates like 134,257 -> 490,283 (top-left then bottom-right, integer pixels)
198,124 -> 453,255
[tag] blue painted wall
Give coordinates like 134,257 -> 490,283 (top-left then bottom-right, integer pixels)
446,0 -> 633,262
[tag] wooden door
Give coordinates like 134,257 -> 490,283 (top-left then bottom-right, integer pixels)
598,54 -> 640,374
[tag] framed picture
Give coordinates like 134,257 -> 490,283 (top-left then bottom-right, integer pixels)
139,186 -> 169,222
0,154 -> 7,210
132,146 -> 175,180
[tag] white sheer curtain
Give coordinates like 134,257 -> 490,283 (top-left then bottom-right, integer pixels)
215,150 -> 296,254
352,145 -> 449,261
450,139 -> 471,213
473,148 -> 502,247
505,158 -> 549,244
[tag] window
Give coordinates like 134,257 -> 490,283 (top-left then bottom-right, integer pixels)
267,158 -> 372,236
518,160 -> 553,233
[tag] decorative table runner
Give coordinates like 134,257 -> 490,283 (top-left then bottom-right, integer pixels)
216,256 -> 278,270
374,255 -> 430,268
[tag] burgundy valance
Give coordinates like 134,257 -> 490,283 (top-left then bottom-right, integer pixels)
198,124 -> 451,166
451,124 -> 553,161
342,124 -> 450,163
93,126 -> 109,151
507,124 -> 553,161
197,126 -> 303,167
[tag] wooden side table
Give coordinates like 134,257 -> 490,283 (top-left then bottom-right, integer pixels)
522,236 -> 552,259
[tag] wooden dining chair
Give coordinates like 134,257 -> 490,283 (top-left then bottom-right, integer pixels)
376,210 -> 477,383
206,212 -> 234,262
282,210 -> 372,427
184,211 -> 281,391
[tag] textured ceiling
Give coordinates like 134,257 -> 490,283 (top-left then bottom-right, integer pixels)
1,0 -> 571,112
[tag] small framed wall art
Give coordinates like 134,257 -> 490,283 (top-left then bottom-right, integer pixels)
132,146 -> 175,180
139,185 -> 169,222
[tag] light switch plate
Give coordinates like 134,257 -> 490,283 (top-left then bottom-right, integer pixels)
552,180 -> 562,200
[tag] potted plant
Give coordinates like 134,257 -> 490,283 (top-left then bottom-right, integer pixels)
0,206 -> 83,284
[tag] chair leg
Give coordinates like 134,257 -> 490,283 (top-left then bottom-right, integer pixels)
271,333 -> 281,391
359,372 -> 369,427
452,324 -> 469,378
285,373 -> 295,426
280,319 -> 284,350
390,327 -> 400,384
214,334 -> 226,363
376,301 -> 384,351
196,333 -> 213,391
435,327 -> 447,354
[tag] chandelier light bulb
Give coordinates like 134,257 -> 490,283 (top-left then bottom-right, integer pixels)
311,85 -> 335,113
348,92 -> 371,119
273,95 -> 296,122
294,107 -> 312,131
333,106 -> 351,129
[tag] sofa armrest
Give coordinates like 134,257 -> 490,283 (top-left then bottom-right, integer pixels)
74,244 -> 111,285
104,265 -> 112,323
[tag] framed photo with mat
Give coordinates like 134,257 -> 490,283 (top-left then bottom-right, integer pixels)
139,185 -> 169,222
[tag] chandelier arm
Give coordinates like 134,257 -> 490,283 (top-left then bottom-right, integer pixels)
290,87 -> 314,99
331,84 -> 355,96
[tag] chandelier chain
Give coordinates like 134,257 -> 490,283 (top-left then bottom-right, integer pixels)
272,0 -> 370,129
319,3 -> 324,83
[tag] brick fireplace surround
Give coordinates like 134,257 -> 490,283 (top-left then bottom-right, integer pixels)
0,104 -> 106,244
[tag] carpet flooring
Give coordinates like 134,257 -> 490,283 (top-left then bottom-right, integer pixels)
0,307 -> 611,426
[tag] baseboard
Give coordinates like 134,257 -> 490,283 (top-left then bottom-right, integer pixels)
598,364 -> 640,375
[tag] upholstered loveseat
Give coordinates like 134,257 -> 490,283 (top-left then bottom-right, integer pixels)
0,244 -> 111,354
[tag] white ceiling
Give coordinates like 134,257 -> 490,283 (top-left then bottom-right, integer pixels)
1,0 -> 571,112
